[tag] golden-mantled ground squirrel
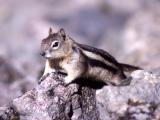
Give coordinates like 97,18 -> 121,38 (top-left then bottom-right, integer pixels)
40,28 -> 141,86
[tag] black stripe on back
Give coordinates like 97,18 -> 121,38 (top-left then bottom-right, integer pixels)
88,58 -> 118,74
79,50 -> 119,74
76,43 -> 121,67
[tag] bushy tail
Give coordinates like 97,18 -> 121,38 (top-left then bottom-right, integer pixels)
120,63 -> 142,72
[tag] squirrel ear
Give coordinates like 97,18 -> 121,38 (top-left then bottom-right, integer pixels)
49,27 -> 53,35
59,28 -> 66,40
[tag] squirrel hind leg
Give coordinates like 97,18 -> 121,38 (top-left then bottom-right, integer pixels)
110,72 -> 132,86
114,76 -> 132,86
120,76 -> 132,86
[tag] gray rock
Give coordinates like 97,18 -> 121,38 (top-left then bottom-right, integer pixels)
0,106 -> 19,120
0,73 -> 99,120
1,69 -> 160,120
97,70 -> 160,120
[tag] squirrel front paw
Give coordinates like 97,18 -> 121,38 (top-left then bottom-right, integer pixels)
64,76 -> 74,85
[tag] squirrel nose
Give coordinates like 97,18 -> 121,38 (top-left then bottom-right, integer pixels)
40,51 -> 46,56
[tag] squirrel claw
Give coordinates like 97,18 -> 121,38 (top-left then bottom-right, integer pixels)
38,73 -> 50,84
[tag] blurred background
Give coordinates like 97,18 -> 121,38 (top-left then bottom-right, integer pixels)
0,0 -> 160,106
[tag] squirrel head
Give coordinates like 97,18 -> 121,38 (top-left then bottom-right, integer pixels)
40,28 -> 73,60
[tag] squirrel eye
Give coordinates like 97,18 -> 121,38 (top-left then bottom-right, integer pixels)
51,41 -> 59,49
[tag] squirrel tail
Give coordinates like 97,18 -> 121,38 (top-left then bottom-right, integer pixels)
120,63 -> 142,72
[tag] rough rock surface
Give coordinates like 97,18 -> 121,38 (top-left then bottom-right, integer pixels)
0,73 -> 99,120
97,70 -> 160,120
1,70 -> 160,120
